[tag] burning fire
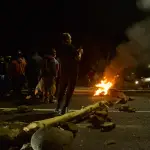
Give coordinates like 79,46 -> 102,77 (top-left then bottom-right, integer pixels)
94,78 -> 113,96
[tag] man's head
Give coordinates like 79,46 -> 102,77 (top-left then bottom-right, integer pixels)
17,50 -> 23,57
16,50 -> 24,61
62,33 -> 72,44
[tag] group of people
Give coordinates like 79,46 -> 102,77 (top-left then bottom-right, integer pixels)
6,33 -> 83,114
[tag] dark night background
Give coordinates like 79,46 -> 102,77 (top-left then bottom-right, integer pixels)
0,0 -> 147,75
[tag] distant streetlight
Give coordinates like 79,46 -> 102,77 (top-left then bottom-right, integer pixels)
148,64 -> 150,68
135,80 -> 139,84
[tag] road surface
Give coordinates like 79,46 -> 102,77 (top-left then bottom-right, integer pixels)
1,87 -> 150,150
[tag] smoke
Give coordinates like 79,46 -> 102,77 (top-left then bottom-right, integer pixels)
103,41 -> 138,81
101,0 -> 150,82
137,0 -> 150,11
126,0 -> 150,64
126,18 -> 150,51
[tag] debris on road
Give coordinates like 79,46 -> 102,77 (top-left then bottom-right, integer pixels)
117,98 -> 128,104
93,88 -> 134,106
100,122 -> 116,132
0,109 -> 14,115
0,101 -> 110,149
0,88 -> 137,149
108,89 -> 135,104
108,89 -> 129,101
59,122 -> 78,138
31,127 -> 74,150
128,97 -> 135,101
17,105 -> 33,113
88,109 -> 116,131
104,140 -> 116,145
118,104 -> 136,113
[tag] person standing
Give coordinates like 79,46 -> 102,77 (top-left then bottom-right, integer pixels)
26,51 -> 43,100
40,49 -> 58,103
8,51 -> 27,99
56,33 -> 83,114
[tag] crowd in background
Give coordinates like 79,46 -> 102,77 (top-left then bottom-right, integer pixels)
0,33 -> 83,114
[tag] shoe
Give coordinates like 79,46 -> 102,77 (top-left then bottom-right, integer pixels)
60,107 -> 69,115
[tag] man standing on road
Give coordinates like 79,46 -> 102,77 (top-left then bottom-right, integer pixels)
56,33 -> 83,114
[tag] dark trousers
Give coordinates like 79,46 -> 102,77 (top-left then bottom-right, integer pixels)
57,72 -> 77,109
27,75 -> 38,96
12,75 -> 25,98
55,77 -> 60,97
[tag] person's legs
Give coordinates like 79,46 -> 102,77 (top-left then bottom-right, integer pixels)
56,74 -> 68,111
49,78 -> 56,102
42,77 -> 54,103
12,77 -> 19,98
26,78 -> 33,98
14,75 -> 24,100
54,77 -> 60,98
61,73 -> 77,114
26,75 -> 38,99
42,77 -> 48,103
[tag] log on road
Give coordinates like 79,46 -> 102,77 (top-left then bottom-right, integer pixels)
0,101 -> 108,149
23,101 -> 107,132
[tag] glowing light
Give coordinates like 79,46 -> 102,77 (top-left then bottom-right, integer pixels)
94,78 -> 113,96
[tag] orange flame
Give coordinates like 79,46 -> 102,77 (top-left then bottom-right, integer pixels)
94,78 -> 113,96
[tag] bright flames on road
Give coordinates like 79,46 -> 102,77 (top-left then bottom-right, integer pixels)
94,78 -> 113,96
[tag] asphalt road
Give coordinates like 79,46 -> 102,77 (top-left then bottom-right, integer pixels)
1,88 -> 150,150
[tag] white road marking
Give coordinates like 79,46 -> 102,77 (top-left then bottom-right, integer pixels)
0,107 -> 150,113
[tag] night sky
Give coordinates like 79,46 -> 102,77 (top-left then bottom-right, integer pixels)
0,0 -> 146,56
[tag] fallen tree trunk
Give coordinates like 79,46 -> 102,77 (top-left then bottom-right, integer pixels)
0,101 -> 108,149
23,101 -> 107,132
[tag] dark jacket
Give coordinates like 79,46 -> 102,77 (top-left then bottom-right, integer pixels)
26,56 -> 41,79
58,44 -> 80,75
8,58 -> 27,77
41,55 -> 56,77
